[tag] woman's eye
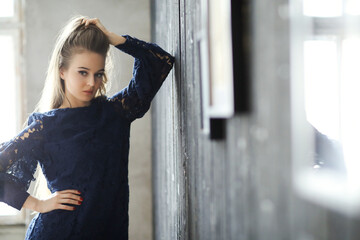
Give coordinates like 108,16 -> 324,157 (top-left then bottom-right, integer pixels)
95,73 -> 104,78
79,71 -> 87,76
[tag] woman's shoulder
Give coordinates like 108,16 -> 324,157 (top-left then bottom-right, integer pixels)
28,95 -> 109,123
27,111 -> 44,124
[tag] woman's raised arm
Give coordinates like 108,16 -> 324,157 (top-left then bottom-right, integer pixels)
82,17 -> 175,122
108,35 -> 175,121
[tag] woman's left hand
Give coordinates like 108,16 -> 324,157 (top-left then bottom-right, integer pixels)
81,18 -> 126,46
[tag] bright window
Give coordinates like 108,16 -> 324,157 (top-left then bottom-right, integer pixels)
0,35 -> 18,217
303,0 -> 343,17
303,39 -> 340,140
346,0 -> 360,15
0,36 -> 17,143
0,0 -> 25,222
291,0 -> 360,215
0,0 -> 14,18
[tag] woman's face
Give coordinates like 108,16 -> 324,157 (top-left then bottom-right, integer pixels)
60,49 -> 105,108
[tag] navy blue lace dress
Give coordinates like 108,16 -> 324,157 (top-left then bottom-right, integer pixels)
0,35 -> 174,239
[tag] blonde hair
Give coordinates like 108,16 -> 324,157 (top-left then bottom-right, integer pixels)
35,15 -> 112,112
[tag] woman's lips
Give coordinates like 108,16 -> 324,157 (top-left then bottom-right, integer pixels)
83,90 -> 93,95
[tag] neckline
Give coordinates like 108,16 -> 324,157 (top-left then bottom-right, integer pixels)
56,104 -> 92,111
41,97 -> 99,114
52,104 -> 91,111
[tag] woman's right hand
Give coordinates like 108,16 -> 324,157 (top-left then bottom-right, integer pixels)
81,17 -> 126,46
35,189 -> 83,213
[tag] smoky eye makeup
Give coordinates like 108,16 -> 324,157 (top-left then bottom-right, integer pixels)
77,67 -> 105,78
79,70 -> 87,76
95,72 -> 104,78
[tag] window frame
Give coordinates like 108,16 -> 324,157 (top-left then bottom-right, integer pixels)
291,0 -> 360,216
0,0 -> 28,225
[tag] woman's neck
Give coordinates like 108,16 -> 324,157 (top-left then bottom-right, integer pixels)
59,99 -> 91,109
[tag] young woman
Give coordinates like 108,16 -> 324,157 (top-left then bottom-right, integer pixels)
0,16 -> 174,239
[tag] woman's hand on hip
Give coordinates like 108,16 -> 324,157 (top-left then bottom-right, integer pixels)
37,189 -> 83,213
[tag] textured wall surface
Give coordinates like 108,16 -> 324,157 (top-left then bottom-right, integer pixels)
151,0 -> 360,240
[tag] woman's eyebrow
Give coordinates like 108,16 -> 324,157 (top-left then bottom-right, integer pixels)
78,67 -> 105,72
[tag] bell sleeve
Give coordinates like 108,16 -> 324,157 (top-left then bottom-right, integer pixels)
0,113 -> 45,210
108,35 -> 175,122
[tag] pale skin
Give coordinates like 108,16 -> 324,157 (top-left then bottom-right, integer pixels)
22,18 -> 126,213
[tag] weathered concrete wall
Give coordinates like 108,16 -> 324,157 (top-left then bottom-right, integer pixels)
151,0 -> 360,240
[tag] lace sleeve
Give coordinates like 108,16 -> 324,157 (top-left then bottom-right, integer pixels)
108,35 -> 175,122
0,113 -> 45,210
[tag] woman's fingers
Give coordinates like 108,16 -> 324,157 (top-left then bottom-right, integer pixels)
58,197 -> 82,206
58,189 -> 81,195
81,17 -> 98,27
58,204 -> 76,211
81,17 -> 108,34
57,190 -> 83,201
55,189 -> 83,211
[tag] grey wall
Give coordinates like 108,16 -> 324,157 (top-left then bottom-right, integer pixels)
151,0 -> 360,240
24,1 -> 152,240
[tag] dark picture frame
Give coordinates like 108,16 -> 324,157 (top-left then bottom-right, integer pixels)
198,0 -> 251,140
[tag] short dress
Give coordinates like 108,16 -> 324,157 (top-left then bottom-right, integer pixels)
0,35 -> 175,239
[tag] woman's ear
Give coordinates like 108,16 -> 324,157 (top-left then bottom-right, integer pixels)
60,68 -> 65,80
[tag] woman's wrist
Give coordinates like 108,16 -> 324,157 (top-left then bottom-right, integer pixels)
23,195 -> 42,212
106,31 -> 126,46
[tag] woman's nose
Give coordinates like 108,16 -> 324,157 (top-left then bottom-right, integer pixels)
87,76 -> 95,86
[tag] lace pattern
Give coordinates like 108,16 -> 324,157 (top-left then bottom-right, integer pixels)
0,114 -> 44,195
108,35 -> 175,121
